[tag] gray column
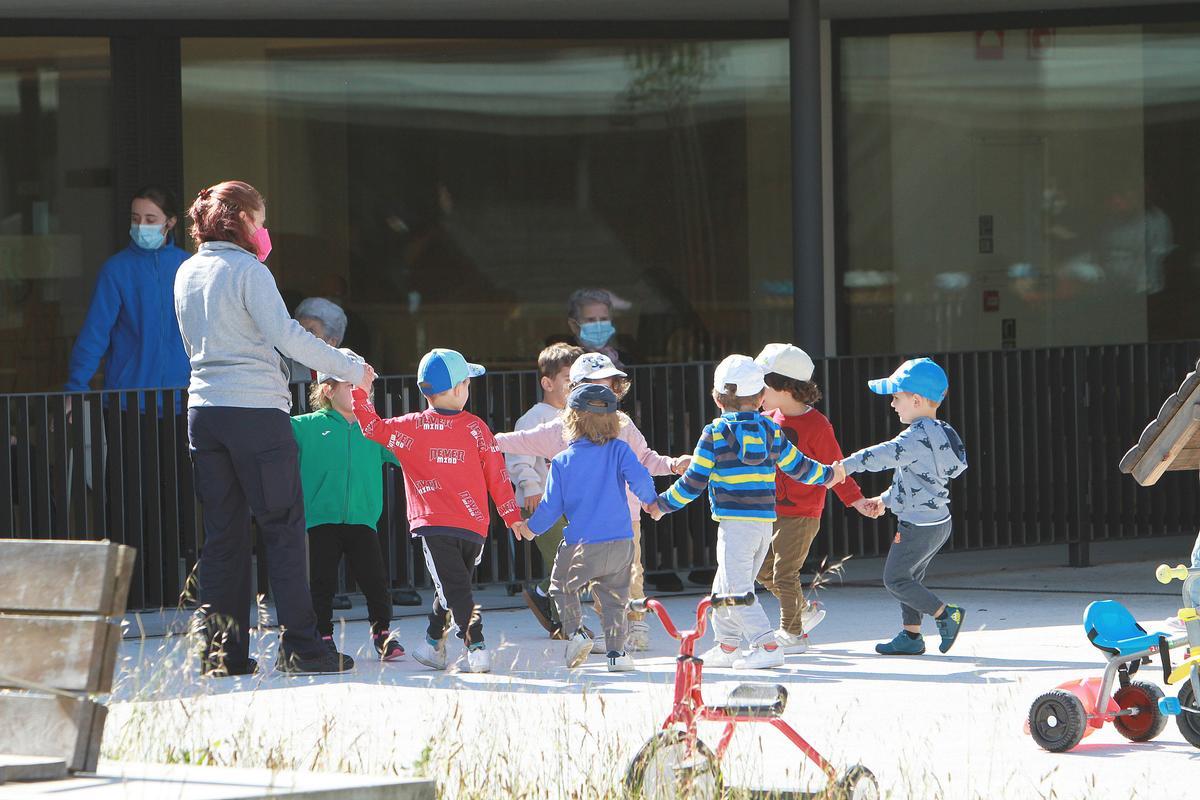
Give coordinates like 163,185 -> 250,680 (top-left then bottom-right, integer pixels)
789,0 -> 824,356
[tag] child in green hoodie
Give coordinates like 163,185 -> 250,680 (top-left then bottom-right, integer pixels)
292,350 -> 404,661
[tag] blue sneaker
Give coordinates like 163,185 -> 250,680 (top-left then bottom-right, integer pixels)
936,605 -> 965,653
875,631 -> 925,656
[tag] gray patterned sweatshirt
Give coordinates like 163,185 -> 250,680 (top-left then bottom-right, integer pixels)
840,416 -> 967,525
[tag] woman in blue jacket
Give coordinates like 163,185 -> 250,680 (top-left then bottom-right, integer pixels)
65,186 -> 192,392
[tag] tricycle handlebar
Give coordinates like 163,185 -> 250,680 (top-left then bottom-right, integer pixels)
709,591 -> 757,607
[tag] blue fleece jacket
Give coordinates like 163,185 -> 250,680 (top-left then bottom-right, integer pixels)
66,240 -> 192,391
527,438 -> 658,545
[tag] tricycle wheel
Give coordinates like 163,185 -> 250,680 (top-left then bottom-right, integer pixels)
624,730 -> 721,800
1177,681 -> 1200,748
1113,680 -> 1167,741
832,764 -> 879,800
1028,689 -> 1088,752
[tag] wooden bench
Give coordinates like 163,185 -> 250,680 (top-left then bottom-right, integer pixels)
0,539 -> 135,783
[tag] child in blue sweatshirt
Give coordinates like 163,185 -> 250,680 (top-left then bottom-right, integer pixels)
646,355 -> 844,670
528,383 -> 659,672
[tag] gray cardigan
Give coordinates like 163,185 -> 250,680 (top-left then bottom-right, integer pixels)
173,241 -> 365,411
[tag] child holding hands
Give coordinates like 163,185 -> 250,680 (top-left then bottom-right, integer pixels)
527,383 -> 659,671
352,348 -> 530,673
838,357 -> 968,656
647,355 -> 844,670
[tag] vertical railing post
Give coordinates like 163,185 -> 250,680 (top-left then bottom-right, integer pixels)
1068,348 -> 1091,567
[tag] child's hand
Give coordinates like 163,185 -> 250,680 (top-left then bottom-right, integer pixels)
511,521 -> 534,541
523,493 -> 541,514
826,462 -> 847,487
671,455 -> 692,475
855,496 -> 886,518
357,364 -> 377,391
643,501 -> 664,521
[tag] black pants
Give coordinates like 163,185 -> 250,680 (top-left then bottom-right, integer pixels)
420,533 -> 484,645
188,406 -> 324,667
309,523 -> 393,637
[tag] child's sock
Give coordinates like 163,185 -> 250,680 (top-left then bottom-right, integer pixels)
762,642 -> 779,651
935,608 -> 949,620
467,640 -> 486,651
903,630 -> 921,640
719,644 -> 737,653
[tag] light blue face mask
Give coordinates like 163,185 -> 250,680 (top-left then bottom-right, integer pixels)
579,320 -> 615,349
130,223 -> 166,250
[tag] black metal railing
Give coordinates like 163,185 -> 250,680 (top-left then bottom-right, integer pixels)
4,342 -> 1198,610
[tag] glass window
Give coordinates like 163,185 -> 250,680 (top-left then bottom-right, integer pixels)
181,38 -> 791,373
0,38 -> 111,391
840,22 -> 1200,354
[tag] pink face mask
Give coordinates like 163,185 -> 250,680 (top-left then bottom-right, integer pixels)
250,226 -> 272,262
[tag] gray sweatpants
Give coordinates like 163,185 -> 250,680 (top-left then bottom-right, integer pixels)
711,520 -> 775,648
550,538 -> 634,654
883,518 -> 953,627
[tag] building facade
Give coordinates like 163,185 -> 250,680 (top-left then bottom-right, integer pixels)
0,0 -> 1196,391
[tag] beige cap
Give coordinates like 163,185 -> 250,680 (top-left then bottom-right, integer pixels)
755,343 -> 815,382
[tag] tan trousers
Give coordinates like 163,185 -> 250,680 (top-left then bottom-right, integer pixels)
756,516 -> 821,635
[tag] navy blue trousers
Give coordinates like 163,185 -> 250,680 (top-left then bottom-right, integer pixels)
188,406 -> 324,668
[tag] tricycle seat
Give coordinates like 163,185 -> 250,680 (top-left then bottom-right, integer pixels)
1084,600 -> 1166,657
708,683 -> 788,718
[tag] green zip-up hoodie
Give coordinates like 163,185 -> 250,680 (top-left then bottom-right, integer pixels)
291,408 -> 400,531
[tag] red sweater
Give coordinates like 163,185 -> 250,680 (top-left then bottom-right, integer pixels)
351,388 -> 522,538
770,407 -> 864,518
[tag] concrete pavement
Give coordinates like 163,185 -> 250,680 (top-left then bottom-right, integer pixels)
102,533 -> 1200,799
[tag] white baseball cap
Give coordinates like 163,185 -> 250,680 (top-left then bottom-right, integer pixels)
755,343 -> 815,382
570,352 -> 627,383
316,348 -> 365,384
713,354 -> 765,397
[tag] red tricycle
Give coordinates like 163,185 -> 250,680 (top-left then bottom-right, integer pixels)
625,592 -> 878,799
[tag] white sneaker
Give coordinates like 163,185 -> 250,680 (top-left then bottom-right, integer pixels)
699,644 -> 740,668
466,646 -> 491,673
775,629 -> 809,654
734,645 -> 785,670
607,651 -> 636,672
801,600 -> 826,633
412,637 -> 448,671
566,631 -> 593,668
626,620 -> 650,651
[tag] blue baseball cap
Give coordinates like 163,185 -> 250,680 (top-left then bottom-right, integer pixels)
867,357 -> 948,402
417,348 -> 485,396
568,383 -> 619,414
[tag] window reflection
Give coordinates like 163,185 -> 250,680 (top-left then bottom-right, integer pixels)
182,38 -> 793,374
840,24 -> 1200,354
0,39 -> 111,391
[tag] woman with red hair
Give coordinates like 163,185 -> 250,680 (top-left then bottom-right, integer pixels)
174,180 -> 375,677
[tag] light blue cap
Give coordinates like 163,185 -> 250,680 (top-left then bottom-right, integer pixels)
867,357 -> 948,402
417,348 -> 485,396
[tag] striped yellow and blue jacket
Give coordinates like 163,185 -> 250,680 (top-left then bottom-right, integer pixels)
656,411 -> 833,522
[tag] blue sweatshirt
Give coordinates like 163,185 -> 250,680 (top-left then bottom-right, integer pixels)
528,438 -> 658,545
66,241 -> 192,391
841,416 -> 968,525
656,411 -> 833,522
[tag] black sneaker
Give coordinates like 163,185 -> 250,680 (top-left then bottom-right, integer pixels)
523,586 -> 557,634
321,635 -> 337,653
276,648 -> 355,675
374,631 -> 406,662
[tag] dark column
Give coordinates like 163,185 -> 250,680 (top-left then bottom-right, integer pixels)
790,0 -> 824,356
110,36 -> 183,244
